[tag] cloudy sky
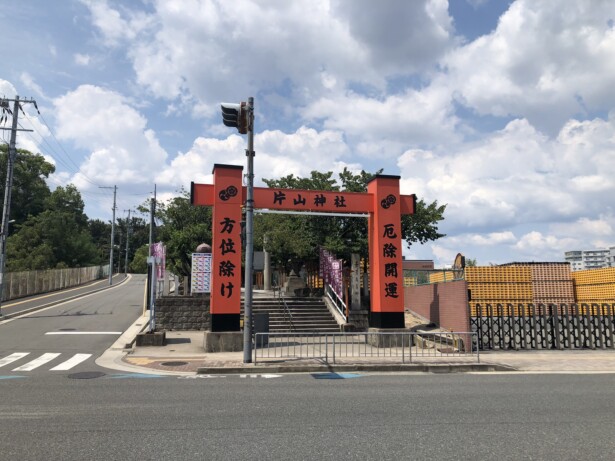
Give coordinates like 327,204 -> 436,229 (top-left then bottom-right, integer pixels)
1,0 -> 614,266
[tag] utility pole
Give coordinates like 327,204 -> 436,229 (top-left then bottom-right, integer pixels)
147,185 -> 156,310
0,96 -> 34,314
124,209 -> 131,275
149,184 -> 156,254
100,185 -> 117,285
117,230 -> 122,273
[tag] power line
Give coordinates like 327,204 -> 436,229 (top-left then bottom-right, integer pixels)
19,110 -> 103,187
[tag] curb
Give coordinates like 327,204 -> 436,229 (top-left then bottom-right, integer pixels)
196,362 -> 517,374
0,275 -> 129,321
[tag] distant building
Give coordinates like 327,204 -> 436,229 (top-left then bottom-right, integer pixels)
564,248 -> 614,271
402,259 -> 434,271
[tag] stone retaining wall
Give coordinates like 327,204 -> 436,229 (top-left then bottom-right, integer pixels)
155,295 -> 211,330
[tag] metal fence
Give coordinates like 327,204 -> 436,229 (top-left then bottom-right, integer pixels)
254,331 -> 479,364
1,264 -> 109,302
471,303 -> 615,350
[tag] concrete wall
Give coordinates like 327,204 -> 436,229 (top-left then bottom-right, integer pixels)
156,295 -> 211,330
404,280 -> 470,332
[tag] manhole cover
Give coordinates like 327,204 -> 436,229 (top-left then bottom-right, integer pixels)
67,371 -> 106,379
59,328 -> 76,331
161,361 -> 188,367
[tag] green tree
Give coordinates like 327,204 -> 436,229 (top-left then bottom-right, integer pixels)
401,199 -> 446,246
116,215 -> 149,272
6,185 -> 98,270
256,168 -> 446,272
156,188 -> 212,277
129,244 -> 149,273
88,218 -> 111,265
0,144 -> 55,232
465,258 -> 477,267
257,170 -> 354,272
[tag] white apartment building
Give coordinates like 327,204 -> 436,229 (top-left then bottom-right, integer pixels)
565,247 -> 615,271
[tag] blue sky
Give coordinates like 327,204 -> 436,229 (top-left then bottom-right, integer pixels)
1,0 -> 614,267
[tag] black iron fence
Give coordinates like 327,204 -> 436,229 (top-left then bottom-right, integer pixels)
470,303 -> 615,350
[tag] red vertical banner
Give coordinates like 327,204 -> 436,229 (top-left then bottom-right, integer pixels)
211,164 -> 243,331
367,175 -> 405,328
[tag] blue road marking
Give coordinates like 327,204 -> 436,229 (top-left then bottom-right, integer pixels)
0,375 -> 27,380
107,373 -> 167,379
311,372 -> 364,379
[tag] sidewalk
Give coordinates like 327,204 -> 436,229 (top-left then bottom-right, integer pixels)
96,314 -> 615,375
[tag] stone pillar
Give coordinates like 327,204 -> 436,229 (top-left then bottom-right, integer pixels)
264,248 -> 271,291
173,275 -> 179,296
163,276 -> 170,296
351,253 -> 361,311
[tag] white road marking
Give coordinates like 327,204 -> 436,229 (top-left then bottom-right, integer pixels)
239,374 -> 282,379
45,332 -> 122,335
13,353 -> 61,371
50,353 -> 92,371
178,375 -> 226,379
0,353 -> 30,368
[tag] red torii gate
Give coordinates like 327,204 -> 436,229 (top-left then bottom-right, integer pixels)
191,164 -> 416,332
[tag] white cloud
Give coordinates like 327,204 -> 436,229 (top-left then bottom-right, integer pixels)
81,0 -> 456,110
8,0 -> 614,267
514,231 -> 577,257
0,79 -> 17,99
53,85 -> 167,188
74,53 -> 91,66
156,126 -> 355,188
20,72 -> 46,100
468,231 -> 517,246
399,115 -> 615,234
303,84 -> 459,149
331,0 -> 456,73
444,0 -> 615,133
79,0 -> 142,46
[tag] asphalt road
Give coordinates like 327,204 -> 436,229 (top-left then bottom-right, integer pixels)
1,372 -> 614,460
0,274 -> 145,376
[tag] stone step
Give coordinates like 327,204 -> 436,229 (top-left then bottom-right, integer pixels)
242,296 -> 340,333
266,314 -> 335,319
269,328 -> 341,332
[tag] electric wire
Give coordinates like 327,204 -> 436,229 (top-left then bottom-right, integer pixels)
19,110 -> 103,188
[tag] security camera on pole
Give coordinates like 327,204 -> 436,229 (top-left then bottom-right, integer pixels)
220,98 -> 254,363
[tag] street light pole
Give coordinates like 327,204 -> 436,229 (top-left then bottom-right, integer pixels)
243,96 -> 255,364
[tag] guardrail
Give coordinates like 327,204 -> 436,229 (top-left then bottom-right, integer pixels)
254,331 -> 478,364
273,285 -> 295,331
325,283 -> 347,321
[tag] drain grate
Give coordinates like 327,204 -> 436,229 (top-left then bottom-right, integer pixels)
161,361 -> 188,367
68,371 -> 106,379
59,328 -> 76,331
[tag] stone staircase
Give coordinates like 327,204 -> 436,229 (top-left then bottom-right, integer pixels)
241,297 -> 340,332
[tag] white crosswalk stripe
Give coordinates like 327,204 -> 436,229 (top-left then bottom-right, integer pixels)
50,353 -> 92,371
0,352 -> 30,368
0,352 -> 94,372
13,353 -> 61,371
